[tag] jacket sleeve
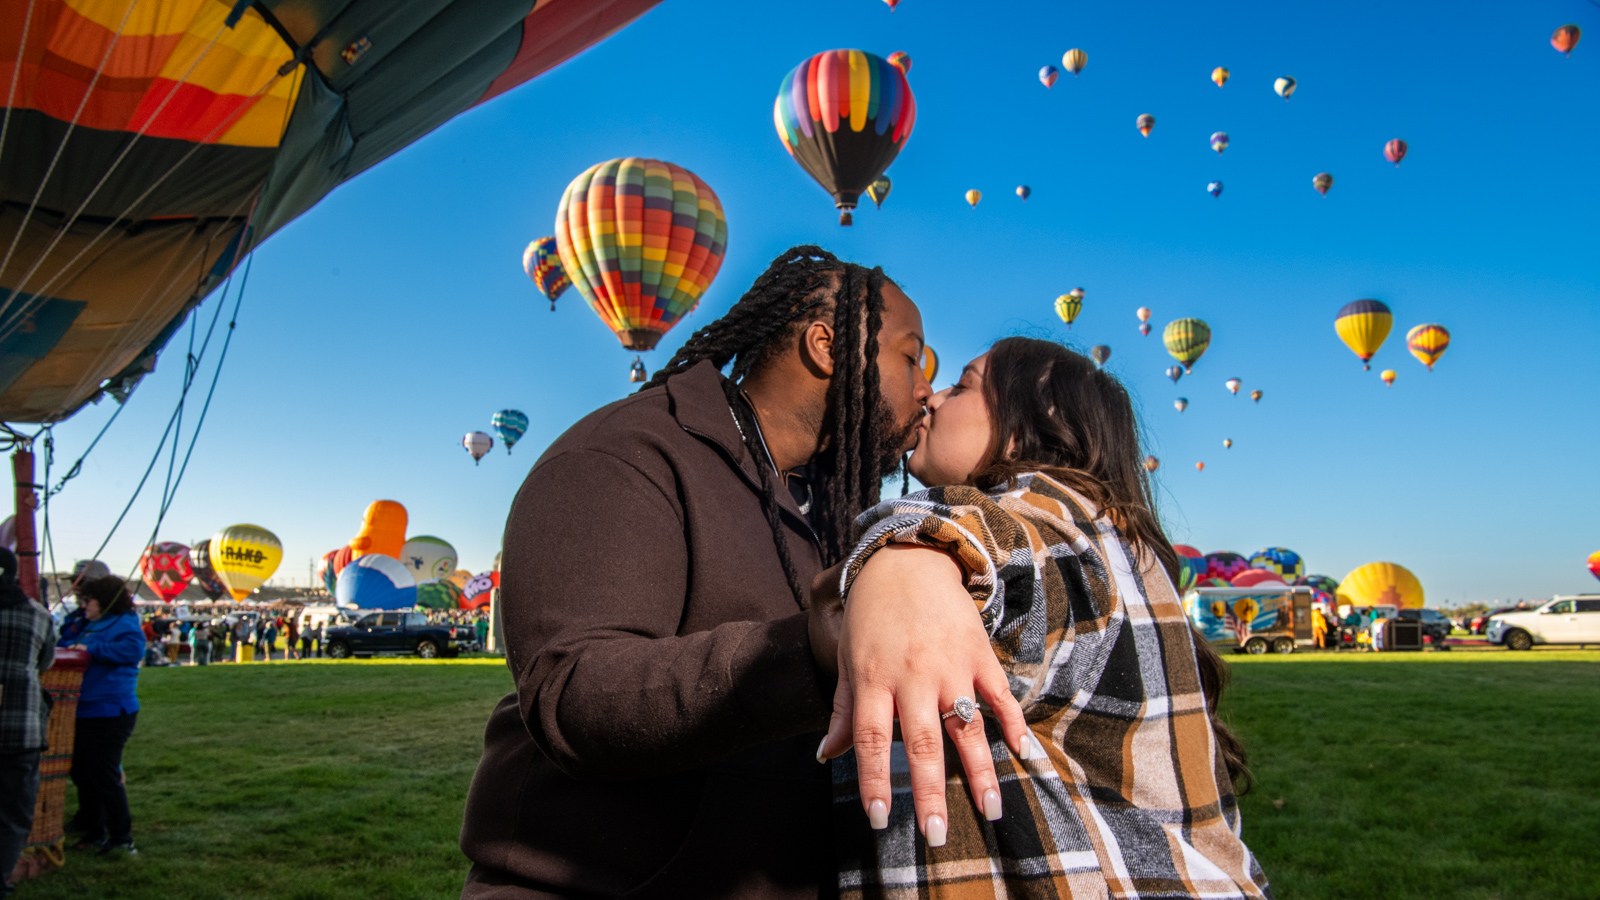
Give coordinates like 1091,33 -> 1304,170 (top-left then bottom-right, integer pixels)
82,616 -> 146,666
504,449 -> 829,779
36,613 -> 57,674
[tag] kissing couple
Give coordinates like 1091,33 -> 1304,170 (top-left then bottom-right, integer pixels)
460,246 -> 1273,900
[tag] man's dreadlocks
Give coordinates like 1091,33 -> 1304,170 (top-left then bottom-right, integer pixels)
640,245 -> 893,608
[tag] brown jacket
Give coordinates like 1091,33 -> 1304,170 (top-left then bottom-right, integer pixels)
461,361 -> 835,899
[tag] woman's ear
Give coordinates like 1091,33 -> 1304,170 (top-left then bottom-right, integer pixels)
802,320 -> 835,376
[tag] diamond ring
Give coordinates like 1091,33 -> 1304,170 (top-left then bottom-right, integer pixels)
940,695 -> 976,725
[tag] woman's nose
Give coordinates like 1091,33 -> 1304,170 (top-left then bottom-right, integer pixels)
926,387 -> 951,411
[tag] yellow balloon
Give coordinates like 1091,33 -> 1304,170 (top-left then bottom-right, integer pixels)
920,345 -> 939,383
1054,288 -> 1084,326
965,189 -> 982,207
1334,299 -> 1392,370
1062,48 -> 1087,76
210,524 -> 283,601
1337,562 -> 1424,609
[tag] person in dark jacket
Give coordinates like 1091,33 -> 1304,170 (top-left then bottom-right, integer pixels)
459,247 -> 945,899
60,576 -> 142,856
0,548 -> 56,897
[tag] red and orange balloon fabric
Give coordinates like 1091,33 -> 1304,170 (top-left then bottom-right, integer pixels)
139,542 -> 194,602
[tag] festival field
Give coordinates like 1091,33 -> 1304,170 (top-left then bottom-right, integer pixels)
21,650 -> 1600,900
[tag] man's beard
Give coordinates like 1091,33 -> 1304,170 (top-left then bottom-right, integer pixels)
870,394 -> 921,481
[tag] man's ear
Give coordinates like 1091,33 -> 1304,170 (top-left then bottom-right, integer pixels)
802,320 -> 835,377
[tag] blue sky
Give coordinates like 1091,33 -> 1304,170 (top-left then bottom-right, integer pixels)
38,0 -> 1599,605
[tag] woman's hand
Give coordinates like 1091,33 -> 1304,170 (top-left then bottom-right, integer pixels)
816,545 -> 1030,846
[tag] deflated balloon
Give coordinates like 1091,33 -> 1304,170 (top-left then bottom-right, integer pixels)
1384,139 -> 1408,166
523,237 -> 569,310
211,524 -> 283,601
1137,114 -> 1155,137
1335,299 -> 1392,370
1313,173 -> 1333,195
139,542 -> 193,603
1055,289 -> 1084,326
1164,318 -> 1211,372
1274,76 -> 1296,99
867,176 -> 892,209
1062,49 -> 1087,76
1406,324 -> 1450,370
1040,65 -> 1060,88
492,410 -> 529,454
1211,67 -> 1230,87
464,432 -> 493,464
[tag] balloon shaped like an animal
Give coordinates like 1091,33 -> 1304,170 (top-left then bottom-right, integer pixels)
139,542 -> 193,602
350,501 -> 408,561
336,554 -> 417,610
401,536 -> 458,585
210,524 -> 283,601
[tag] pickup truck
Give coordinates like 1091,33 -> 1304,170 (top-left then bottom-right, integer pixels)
324,610 -> 472,659
1487,596 -> 1600,650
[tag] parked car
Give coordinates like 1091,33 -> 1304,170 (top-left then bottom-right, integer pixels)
324,610 -> 473,659
1486,596 -> 1600,650
1396,608 -> 1452,647
1470,605 -> 1529,634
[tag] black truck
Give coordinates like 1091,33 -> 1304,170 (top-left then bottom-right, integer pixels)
324,611 -> 472,659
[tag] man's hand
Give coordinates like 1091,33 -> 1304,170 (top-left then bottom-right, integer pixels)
807,561 -> 846,682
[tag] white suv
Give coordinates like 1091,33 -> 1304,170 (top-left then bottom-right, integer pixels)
1487,596 -> 1600,650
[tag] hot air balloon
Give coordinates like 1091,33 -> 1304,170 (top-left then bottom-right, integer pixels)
1225,377 -> 1242,395
523,237 -> 569,311
417,579 -> 465,611
336,554 -> 417,610
630,358 -> 648,383
965,189 -> 982,208
1313,173 -> 1333,196
1137,114 -> 1155,137
1552,25 -> 1581,56
1143,456 -> 1160,472
1380,369 -> 1397,386
1588,550 -> 1600,580
556,158 -> 728,353
1139,323 -> 1152,336
774,50 -> 917,226
1167,366 -> 1184,384
321,547 -> 356,592
1231,569 -> 1284,588
1204,552 -> 1249,583
1062,49 -> 1087,76
1054,289 -> 1084,327
920,346 -> 939,383
1016,185 -> 1031,201
1297,574 -> 1341,600
350,501 -> 408,560
492,410 -> 529,454
1175,398 -> 1189,413
189,541 -> 229,600
1249,547 -> 1305,582
888,51 -> 911,74
464,432 -> 494,464
1211,67 -> 1230,88
463,571 -> 501,610
1210,132 -> 1229,154
139,542 -> 193,603
401,536 -> 459,585
1274,76 -> 1296,99
1223,439 -> 1233,449
1195,462 -> 1205,471
1040,65 -> 1060,88
1207,181 -> 1224,197
210,524 -> 283,601
0,0 -> 658,425
1091,345 -> 1111,367
868,176 -> 892,209
1137,307 -> 1152,324
1250,390 -> 1262,403
1385,139 -> 1408,166
1406,324 -> 1450,370
1164,318 -> 1211,373
1335,299 -> 1393,370
884,0 -> 903,10
1338,562 -> 1424,609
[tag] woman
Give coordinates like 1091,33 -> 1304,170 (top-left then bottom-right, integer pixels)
61,576 -> 143,856
821,338 -> 1270,898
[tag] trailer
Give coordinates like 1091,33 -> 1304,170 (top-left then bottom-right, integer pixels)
1184,586 -> 1315,654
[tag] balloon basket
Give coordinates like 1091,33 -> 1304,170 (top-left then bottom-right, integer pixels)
839,210 -> 853,227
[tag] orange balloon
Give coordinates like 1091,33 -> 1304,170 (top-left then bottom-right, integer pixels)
1195,461 -> 1206,471
349,500 -> 408,560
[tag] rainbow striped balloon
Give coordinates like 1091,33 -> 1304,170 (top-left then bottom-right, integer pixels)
774,49 -> 917,222
554,158 -> 727,352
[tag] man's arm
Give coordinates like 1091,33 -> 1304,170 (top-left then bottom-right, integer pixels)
504,449 -> 830,779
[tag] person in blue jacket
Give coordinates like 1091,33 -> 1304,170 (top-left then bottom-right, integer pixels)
59,576 -> 143,856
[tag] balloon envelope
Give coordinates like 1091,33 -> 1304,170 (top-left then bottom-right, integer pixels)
1274,76 -> 1297,99
1406,324 -> 1450,370
416,579 -> 465,611
211,524 -> 283,601
462,571 -> 501,609
139,542 -> 193,602
1210,132 -> 1229,154
1163,319 -> 1211,372
1062,49 -> 1087,75
1225,378 -> 1241,394
1136,114 -> 1154,137
401,536 -> 459,585
464,432 -> 493,463
350,501 -> 407,560
920,346 -> 939,383
887,51 -> 911,74
1589,550 -> 1600,581
1313,173 -> 1333,195
1054,290 -> 1083,326
867,176 -> 892,209
523,237 -> 570,308
1207,181 -> 1223,197
1211,67 -> 1230,87
1552,25 -> 1581,55
1335,299 -> 1393,369
1384,139 -> 1408,166
1338,562 -> 1424,609
1203,552 -> 1249,582
1380,369 -> 1397,386
1015,185 -> 1031,201
1039,65 -> 1059,88
189,540 -> 229,600
492,410 -> 530,453
1249,547 -> 1305,582
1231,569 -> 1285,588
336,554 -> 417,610
1090,345 -> 1111,366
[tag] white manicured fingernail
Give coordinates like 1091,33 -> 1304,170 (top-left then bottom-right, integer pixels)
983,789 -> 1002,821
1016,735 -> 1032,760
868,799 -> 889,830
816,737 -> 827,764
924,814 -> 947,847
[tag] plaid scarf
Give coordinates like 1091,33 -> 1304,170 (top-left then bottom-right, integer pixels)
835,473 -> 1272,899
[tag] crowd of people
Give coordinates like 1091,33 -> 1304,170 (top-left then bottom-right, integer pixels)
135,606 -> 491,664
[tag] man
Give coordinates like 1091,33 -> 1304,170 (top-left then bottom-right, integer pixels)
460,247 -> 932,899
0,548 -> 57,896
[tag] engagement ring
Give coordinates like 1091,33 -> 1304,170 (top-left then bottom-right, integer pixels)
941,695 -> 976,724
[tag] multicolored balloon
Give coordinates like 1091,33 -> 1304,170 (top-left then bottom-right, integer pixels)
1225,377 -> 1242,395
464,432 -> 493,464
400,536 -> 458,585
1137,114 -> 1155,137
1204,552 -> 1249,582
1054,289 -> 1084,327
1313,172 -> 1333,196
1016,185 -> 1031,201
1211,66 -> 1230,88
139,542 -> 193,603
774,50 -> 916,226
887,51 -> 910,74
350,501 -> 407,560
210,524 -> 283,601
1588,550 -> 1600,581
1062,48 -> 1087,76
188,540 -> 229,600
1207,180 -> 1224,197
1223,438 -> 1233,449
1174,397 -> 1189,413
1335,299 -> 1393,370
462,570 -> 500,609
522,237 -> 569,310
1210,131 -> 1229,154
336,554 -> 417,610
1164,318 -> 1211,373
1167,366 -> 1183,384
556,158 -> 727,348
1552,24 -> 1581,57
1250,389 -> 1262,403
1090,345 -> 1111,367
1231,569 -> 1284,588
1039,65 -> 1059,88
965,189 -> 982,207
868,176 -> 892,209
1297,574 -> 1341,598
1274,76 -> 1296,99
416,578 -> 465,611
1380,369 -> 1397,386
492,409 -> 529,454
1249,547 -> 1305,582
1337,561 -> 1424,609
1143,456 -> 1159,472
1384,139 -> 1408,166
1406,324 -> 1450,370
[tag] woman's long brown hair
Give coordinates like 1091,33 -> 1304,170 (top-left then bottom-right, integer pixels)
971,336 -> 1250,792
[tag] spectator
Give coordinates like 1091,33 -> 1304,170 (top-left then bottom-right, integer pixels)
298,617 -> 313,659
192,620 -> 210,667
60,577 -> 142,856
209,620 -> 227,665
285,614 -> 300,661
252,616 -> 268,662
0,548 -> 57,895
262,617 -> 278,663
474,614 -> 488,653
232,616 -> 250,661
140,616 -> 160,667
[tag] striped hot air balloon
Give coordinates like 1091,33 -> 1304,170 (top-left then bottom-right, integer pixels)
1062,49 -> 1087,76
1137,114 -> 1155,137
1406,324 -> 1450,370
867,176 -> 892,209
887,51 -> 911,74
522,237 -> 569,310
492,409 -> 529,454
1211,67 -> 1230,88
1210,132 -> 1229,154
1384,139 -> 1408,166
210,524 -> 283,601
1335,299 -> 1393,370
1055,289 -> 1084,327
1163,318 -> 1211,373
555,159 -> 727,351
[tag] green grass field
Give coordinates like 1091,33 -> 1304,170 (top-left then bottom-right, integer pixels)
16,649 -> 1600,899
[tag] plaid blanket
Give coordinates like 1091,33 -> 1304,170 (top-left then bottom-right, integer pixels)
835,473 -> 1272,899
0,600 -> 58,753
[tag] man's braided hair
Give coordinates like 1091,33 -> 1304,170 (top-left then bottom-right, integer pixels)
640,245 -> 891,606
